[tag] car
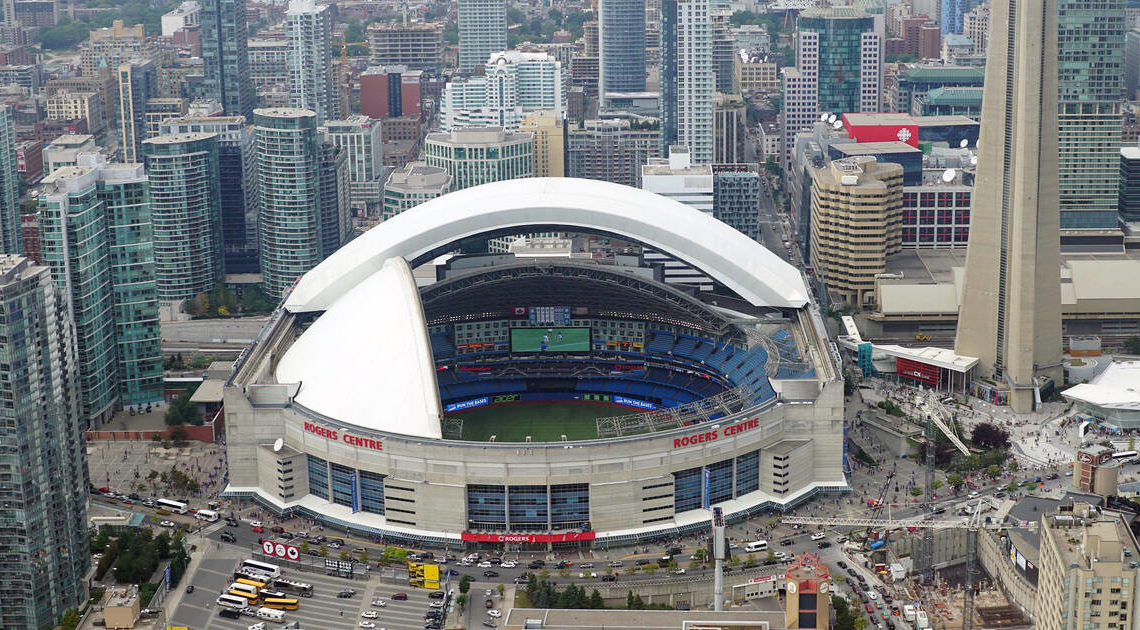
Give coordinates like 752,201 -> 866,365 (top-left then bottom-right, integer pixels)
220,531 -> 236,543
477,561 -> 493,568
142,498 -> 156,507
482,622 -> 497,628
601,574 -> 617,582
635,559 -> 650,566
780,539 -> 793,546
578,562 -> 593,569
159,520 -> 175,528
500,561 -> 517,568
1065,471 -> 1073,476
337,589 -> 356,598
429,601 -> 444,608
488,609 -> 503,618
866,590 -> 878,600
446,569 -> 460,576
327,540 -> 344,549
866,604 -> 875,613
673,568 -> 686,575
359,622 -> 376,629
362,611 -> 378,619
514,576 -> 529,584
810,532 -> 826,541
486,588 -> 494,597
486,599 -> 495,608
270,525 -> 285,534
185,585 -> 194,594
555,560 -> 573,568
578,572 -> 597,579
102,492 -> 116,498
250,526 -> 264,533
371,599 -> 387,607
392,592 -> 408,600
847,568 -> 857,577
1047,472 -> 1060,480
250,520 -> 263,528
817,541 -> 832,549
225,517 -> 239,526
837,561 -> 848,569
428,591 -> 445,599
128,492 -> 141,500
968,491 -> 980,498
218,609 -> 242,619
483,570 -> 500,578
528,561 -> 544,569
608,560 -> 623,568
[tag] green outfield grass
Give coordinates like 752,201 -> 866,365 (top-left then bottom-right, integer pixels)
510,327 -> 591,352
450,402 -> 630,442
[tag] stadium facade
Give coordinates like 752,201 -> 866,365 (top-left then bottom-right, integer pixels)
223,178 -> 847,548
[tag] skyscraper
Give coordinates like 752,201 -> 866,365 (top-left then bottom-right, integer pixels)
0,255 -> 89,630
254,108 -> 322,299
0,105 -> 19,253
955,0 -> 1063,413
143,133 -> 224,300
566,118 -> 660,187
598,0 -> 647,103
661,0 -> 678,149
441,51 -> 565,132
158,116 -> 259,273
423,127 -> 533,191
676,0 -> 714,165
322,116 -> 384,211
458,0 -> 507,73
941,0 -> 982,34
199,0 -> 254,119
117,58 -> 157,163
317,142 -> 350,259
1057,0 -> 1125,233
287,0 -> 337,123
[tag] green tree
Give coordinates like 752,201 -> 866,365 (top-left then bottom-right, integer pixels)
947,473 -> 965,490
497,583 -> 505,598
339,549 -> 350,561
456,593 -> 467,610
910,487 -> 923,497
318,546 -> 328,557
1124,336 -> 1140,354
163,390 -> 201,426
300,540 -> 310,555
459,574 -> 471,595
588,589 -> 604,609
931,479 -> 943,491
986,464 -> 1001,479
58,608 -> 81,630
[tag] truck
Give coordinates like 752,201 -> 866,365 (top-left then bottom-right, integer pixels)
916,610 -> 930,629
903,605 -> 916,622
256,608 -> 285,622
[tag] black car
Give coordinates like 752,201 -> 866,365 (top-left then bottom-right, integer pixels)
337,589 -> 355,598
218,609 -> 242,619
424,623 -> 441,630
528,561 -> 544,569
817,541 -> 831,549
428,591 -> 445,599
425,611 -> 443,619
780,539 -> 793,546
635,559 -> 650,566
601,574 -> 617,582
483,570 -> 500,578
128,492 -> 141,500
837,561 -> 848,569
219,531 -> 236,543
185,585 -> 194,594
224,517 -> 239,527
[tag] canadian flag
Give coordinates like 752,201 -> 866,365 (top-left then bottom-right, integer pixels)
513,307 -> 527,315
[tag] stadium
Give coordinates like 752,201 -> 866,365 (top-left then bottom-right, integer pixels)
223,178 -> 848,549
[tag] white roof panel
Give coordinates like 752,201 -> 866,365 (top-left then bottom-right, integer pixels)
275,258 -> 443,438
1062,361 -> 1140,410
284,178 -> 809,313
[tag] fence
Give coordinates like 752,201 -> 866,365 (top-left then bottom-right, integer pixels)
85,422 -> 218,443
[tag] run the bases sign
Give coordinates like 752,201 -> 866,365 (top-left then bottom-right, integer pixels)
261,539 -> 301,561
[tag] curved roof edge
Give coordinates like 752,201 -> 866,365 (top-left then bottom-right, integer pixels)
275,257 -> 443,438
285,178 -> 809,313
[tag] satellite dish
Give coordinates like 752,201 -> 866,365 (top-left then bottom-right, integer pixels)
832,120 -> 843,129
942,168 -> 956,183
970,155 -> 978,166
828,114 -> 838,124
820,113 -> 829,122
976,139 -> 981,151
273,438 -> 284,452
959,139 -> 968,148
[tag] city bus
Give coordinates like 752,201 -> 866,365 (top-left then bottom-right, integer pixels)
239,559 -> 282,579
260,597 -> 300,611
1112,450 -> 1139,462
235,577 -> 267,590
195,509 -> 219,522
235,567 -> 273,582
156,498 -> 188,514
272,578 -> 313,598
216,594 -> 249,609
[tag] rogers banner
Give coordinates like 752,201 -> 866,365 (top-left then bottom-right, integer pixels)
461,532 -> 596,543
261,539 -> 301,561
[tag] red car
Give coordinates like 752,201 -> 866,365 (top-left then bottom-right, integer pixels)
251,526 -> 264,533
392,593 -> 408,600
270,526 -> 285,533
865,604 -> 875,614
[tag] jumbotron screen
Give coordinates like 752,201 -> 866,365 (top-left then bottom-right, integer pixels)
510,327 -> 591,353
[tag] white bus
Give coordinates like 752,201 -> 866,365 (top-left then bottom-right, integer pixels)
1113,450 -> 1139,462
216,594 -> 248,609
228,582 -> 259,598
156,498 -> 188,514
272,578 -> 313,598
256,607 -> 285,622
744,540 -> 769,553
240,559 -> 282,580
195,509 -> 219,522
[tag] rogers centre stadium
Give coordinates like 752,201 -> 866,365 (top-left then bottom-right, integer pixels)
223,178 -> 848,549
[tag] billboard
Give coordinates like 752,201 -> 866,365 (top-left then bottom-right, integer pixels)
445,397 -> 490,413
510,327 -> 590,353
460,532 -> 596,543
613,395 -> 656,410
896,357 -> 940,386
261,540 -> 301,561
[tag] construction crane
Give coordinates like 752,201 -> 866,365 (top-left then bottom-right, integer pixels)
785,501 -> 1022,630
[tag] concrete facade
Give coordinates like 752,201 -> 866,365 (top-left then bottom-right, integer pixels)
954,0 -> 1063,412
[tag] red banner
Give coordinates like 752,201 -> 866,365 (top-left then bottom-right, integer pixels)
261,540 -> 301,561
460,532 -> 596,543
896,357 -> 940,386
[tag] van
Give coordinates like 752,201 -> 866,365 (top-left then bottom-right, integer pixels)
745,540 -> 769,553
256,607 -> 285,622
916,610 -> 930,629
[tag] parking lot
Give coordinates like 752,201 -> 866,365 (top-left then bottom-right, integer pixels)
171,554 -> 456,630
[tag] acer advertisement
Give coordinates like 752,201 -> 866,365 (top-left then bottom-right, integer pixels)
896,357 -> 940,386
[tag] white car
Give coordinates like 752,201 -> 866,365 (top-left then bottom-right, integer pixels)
371,599 -> 387,607
488,609 -> 503,618
250,520 -> 263,528
429,601 -> 444,608
499,561 -> 517,568
361,611 -> 378,619
673,568 -> 686,575
477,561 -> 493,568
359,622 -> 376,629
159,520 -> 175,528
810,532 -> 826,541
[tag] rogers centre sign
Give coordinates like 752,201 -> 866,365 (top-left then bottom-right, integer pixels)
461,532 -> 597,543
673,417 -> 760,449
303,421 -> 383,452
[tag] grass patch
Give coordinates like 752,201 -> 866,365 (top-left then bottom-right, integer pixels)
451,402 -> 631,441
850,441 -> 878,467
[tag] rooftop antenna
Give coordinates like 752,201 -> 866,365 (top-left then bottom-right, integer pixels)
942,168 -> 956,183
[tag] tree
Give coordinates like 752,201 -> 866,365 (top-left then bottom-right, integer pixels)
497,583 -> 505,598
339,549 -> 350,561
971,422 -> 1011,450
931,479 -> 943,491
986,464 -> 1001,479
300,540 -> 310,555
318,546 -> 328,557
459,574 -> 471,595
59,608 -> 81,630
163,390 -> 201,426
1008,459 -> 1019,472
588,589 -> 604,609
359,549 -> 370,565
947,473 -> 965,490
456,593 -> 467,610
909,487 -> 923,497
1125,336 -> 1140,355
